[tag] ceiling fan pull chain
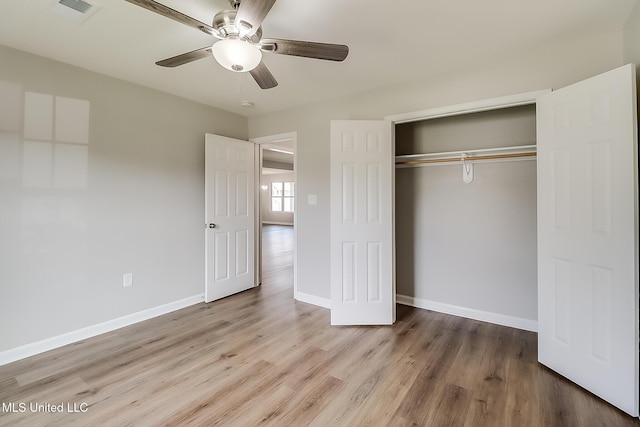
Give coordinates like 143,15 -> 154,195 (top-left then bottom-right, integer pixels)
236,73 -> 242,105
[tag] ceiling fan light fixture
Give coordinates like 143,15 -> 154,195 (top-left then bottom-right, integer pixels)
212,39 -> 262,72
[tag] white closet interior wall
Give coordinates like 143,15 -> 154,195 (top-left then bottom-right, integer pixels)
395,104 -> 538,328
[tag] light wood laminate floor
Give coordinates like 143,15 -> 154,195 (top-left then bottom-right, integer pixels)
1,225 -> 638,426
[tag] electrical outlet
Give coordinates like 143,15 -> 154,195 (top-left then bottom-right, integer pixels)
123,273 -> 133,287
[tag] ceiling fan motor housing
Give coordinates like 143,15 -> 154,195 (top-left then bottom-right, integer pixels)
212,10 -> 261,42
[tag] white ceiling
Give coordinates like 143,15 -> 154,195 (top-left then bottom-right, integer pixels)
0,0 -> 637,117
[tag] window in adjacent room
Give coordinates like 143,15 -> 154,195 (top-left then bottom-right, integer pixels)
271,181 -> 294,212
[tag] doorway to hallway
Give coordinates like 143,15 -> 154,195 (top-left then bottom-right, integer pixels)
261,224 -> 294,294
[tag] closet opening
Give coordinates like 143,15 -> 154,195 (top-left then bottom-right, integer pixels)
393,103 -> 539,331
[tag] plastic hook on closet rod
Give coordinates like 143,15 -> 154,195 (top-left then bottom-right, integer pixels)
461,153 -> 474,184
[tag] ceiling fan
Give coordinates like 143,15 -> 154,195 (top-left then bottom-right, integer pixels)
125,0 -> 349,89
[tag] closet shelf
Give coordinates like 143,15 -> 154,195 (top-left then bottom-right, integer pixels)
395,144 -> 536,167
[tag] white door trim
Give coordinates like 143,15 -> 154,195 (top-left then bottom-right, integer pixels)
385,89 -> 550,124
385,90 -> 550,324
250,131 -> 298,295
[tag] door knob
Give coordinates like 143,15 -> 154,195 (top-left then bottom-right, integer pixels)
208,223 -> 217,229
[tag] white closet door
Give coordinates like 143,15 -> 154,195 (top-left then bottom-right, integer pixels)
330,120 -> 395,325
205,133 -> 256,302
537,64 -> 638,416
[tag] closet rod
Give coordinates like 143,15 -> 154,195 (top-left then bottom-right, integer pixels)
395,151 -> 536,166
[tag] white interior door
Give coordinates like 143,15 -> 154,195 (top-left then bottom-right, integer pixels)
537,64 -> 638,416
330,120 -> 395,325
205,133 -> 256,302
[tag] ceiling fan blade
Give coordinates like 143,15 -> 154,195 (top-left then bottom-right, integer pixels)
125,0 -> 213,35
155,47 -> 212,67
234,0 -> 276,37
249,61 -> 278,89
260,38 -> 349,62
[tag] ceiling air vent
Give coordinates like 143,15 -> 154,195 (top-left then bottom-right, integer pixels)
58,0 -> 93,14
48,0 -> 100,24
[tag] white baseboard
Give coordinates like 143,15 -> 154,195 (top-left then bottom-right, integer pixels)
396,294 -> 538,332
290,292 -> 537,332
262,221 -> 294,226
294,291 -> 330,309
0,294 -> 205,366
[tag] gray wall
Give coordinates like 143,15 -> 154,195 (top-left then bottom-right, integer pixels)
249,31 -> 626,302
623,2 -> 640,99
395,106 -> 537,320
624,2 -> 640,66
0,45 -> 247,352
